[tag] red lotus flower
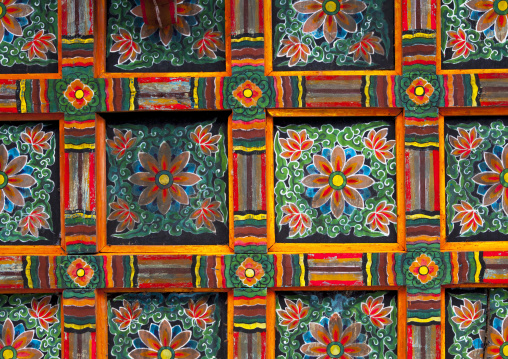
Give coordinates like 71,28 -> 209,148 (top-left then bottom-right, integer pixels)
63,79 -> 94,110
107,128 -> 137,160
0,0 -> 33,42
409,254 -> 439,284
451,298 -> 484,330
108,197 -> 140,232
128,319 -> 199,359
280,203 -> 312,236
348,32 -> 385,64
184,296 -> 215,330
366,201 -> 397,235
192,29 -> 224,59
232,80 -> 263,108
363,128 -> 395,164
112,300 -> 142,331
452,201 -> 483,234
28,296 -> 59,331
279,129 -> 314,162
0,319 -> 43,359
236,258 -> 265,287
190,124 -> 221,156
300,312 -> 372,359
449,127 -> 483,160
66,258 -> 94,288
277,35 -> 311,66
18,206 -> 50,237
190,198 -> 223,233
20,123 -> 53,154
277,298 -> 309,331
406,77 -> 434,105
110,28 -> 141,64
446,28 -> 476,59
361,296 -> 393,329
21,30 -> 56,60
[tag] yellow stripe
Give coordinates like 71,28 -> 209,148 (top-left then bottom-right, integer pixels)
193,78 -> 199,109
231,37 -> 263,42
195,255 -> 201,288
65,143 -> 95,150
364,75 -> 370,107
130,256 -> 135,287
233,145 -> 266,152
475,252 -> 481,283
298,76 -> 303,107
233,322 -> 266,329
64,213 -> 96,219
20,80 -> 26,113
408,317 -> 441,324
402,33 -> 436,39
405,141 -> 439,148
65,323 -> 96,330
406,214 -> 440,220
129,78 -> 136,111
234,214 -> 266,221
25,256 -> 33,289
366,253 -> 372,286
299,254 -> 305,286
471,74 -> 478,107
62,38 -> 94,44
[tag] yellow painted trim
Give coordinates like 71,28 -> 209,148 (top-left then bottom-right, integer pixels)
25,256 -> 33,289
193,78 -> 199,109
471,75 -> 478,107
299,254 -> 305,286
407,317 -> 441,323
406,214 -> 440,220
233,322 -> 266,329
65,213 -> 96,219
129,256 -> 135,287
62,38 -> 94,44
129,78 -> 136,111
65,143 -> 95,150
364,76 -> 370,107
195,255 -> 201,288
405,142 -> 439,148
232,145 -> 266,152
402,33 -> 436,39
298,76 -> 303,107
231,37 -> 263,42
475,252 -> 481,283
19,80 -> 26,113
234,214 -> 266,221
65,323 -> 96,330
366,253 -> 372,286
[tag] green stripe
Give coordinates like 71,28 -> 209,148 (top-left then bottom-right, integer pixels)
231,41 -> 263,49
234,219 -> 266,227
234,245 -> 266,254
234,316 -> 266,324
65,135 -> 95,145
405,218 -> 440,226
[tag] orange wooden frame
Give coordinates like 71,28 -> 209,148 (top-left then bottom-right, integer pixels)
96,111 -> 234,254
266,286 -> 407,359
266,108 -> 406,254
440,107 -> 508,251
94,0 -> 232,79
96,288 -> 234,359
263,0 -> 402,76
0,113 -> 65,255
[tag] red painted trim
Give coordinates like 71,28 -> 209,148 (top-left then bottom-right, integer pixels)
233,152 -> 239,211
260,152 -> 266,211
433,149 -> 440,211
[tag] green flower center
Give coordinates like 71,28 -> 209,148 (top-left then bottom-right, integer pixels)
0,172 -> 7,189
156,170 -> 173,189
501,169 -> 508,187
158,347 -> 174,359
322,0 -> 340,15
327,342 -> 344,358
501,342 -> 508,358
495,0 -> 508,14
419,265 -> 429,276
0,347 -> 16,359
0,4 -> 6,20
414,86 -> 425,97
329,171 -> 347,190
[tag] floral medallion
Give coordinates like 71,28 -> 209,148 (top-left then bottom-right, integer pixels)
235,257 -> 265,287
274,117 -> 397,243
275,291 -> 397,358
63,79 -> 94,110
232,80 -> 263,108
66,258 -> 95,288
408,253 -> 439,284
406,77 -> 435,106
105,113 -> 228,246
108,292 -> 227,359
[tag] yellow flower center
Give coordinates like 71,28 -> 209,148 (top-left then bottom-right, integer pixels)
245,268 -> 255,278
414,86 -> 425,96
499,0 -> 508,11
332,174 -> 344,187
0,175 -> 4,186
419,266 -> 429,276
503,344 -> 508,357
243,89 -> 253,98
158,174 -> 170,186
75,89 -> 85,100
504,171 -> 508,184
76,268 -> 86,277
329,345 -> 341,356
160,349 -> 173,359
0,7 -> 4,17
2,349 -> 14,359
325,0 -> 338,12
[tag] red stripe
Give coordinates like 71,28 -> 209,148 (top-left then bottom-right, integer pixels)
138,255 -> 192,260
137,77 -> 190,83
306,102 -> 362,108
233,153 -> 239,211
0,108 -> 17,113
484,278 -> 508,283
234,295 -> 266,301
431,0 -> 437,29
478,73 -> 508,79
138,104 -> 192,110
405,150 -> 411,211
88,0 -> 94,35
258,0 -> 264,32
407,326 -> 413,358
484,251 -> 508,256
403,59 -> 435,67
308,280 -> 363,286
90,332 -> 96,359
260,153 -> 266,210
308,253 -> 363,259
0,284 -> 23,289
230,0 -> 236,38
0,80 -> 15,84
139,282 -> 193,288
63,332 -> 69,359
89,152 -> 96,212
61,0 -> 68,35
433,149 -> 440,211
64,153 -> 70,210
479,101 -> 508,107
62,61 -> 93,67
306,75 -> 362,81
402,0 -> 408,31
260,332 -> 267,359
435,324 -> 441,359
233,332 -> 240,359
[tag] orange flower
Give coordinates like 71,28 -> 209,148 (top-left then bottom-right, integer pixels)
21,30 -> 56,61
348,32 -> 385,64
446,28 -> 476,59
363,128 -> 395,164
190,124 -> 221,156
184,296 -> 215,330
449,127 -> 483,160
20,123 -> 54,154
112,300 -> 142,331
280,203 -> 312,236
361,296 -> 393,328
451,298 -> 484,330
110,28 -> 140,64
277,35 -> 311,66
366,201 -> 397,235
452,201 -> 483,234
406,77 -> 434,106
279,129 -> 314,162
190,198 -> 223,233
66,258 -> 94,288
29,296 -> 59,331
409,254 -> 439,284
192,29 -> 225,59
277,298 -> 309,331
108,197 -> 140,232
107,129 -> 137,160
63,79 -> 94,110
232,80 -> 263,108
18,206 -> 50,237
236,258 -> 265,287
